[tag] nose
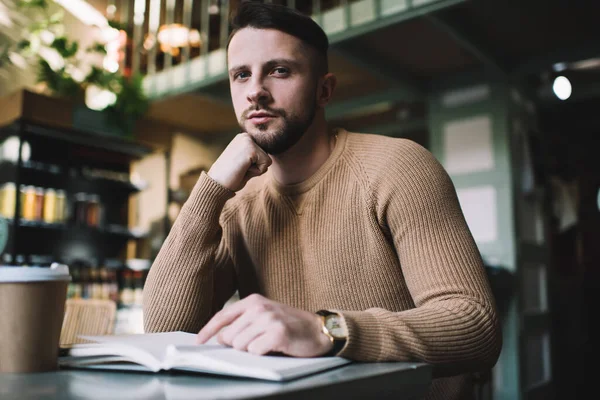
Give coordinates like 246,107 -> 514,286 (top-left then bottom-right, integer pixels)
246,78 -> 271,105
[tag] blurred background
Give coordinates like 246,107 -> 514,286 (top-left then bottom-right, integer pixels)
0,1 -> 597,399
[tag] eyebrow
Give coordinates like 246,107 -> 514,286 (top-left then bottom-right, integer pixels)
228,58 -> 302,77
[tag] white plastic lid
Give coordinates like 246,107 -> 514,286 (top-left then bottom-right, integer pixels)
0,263 -> 71,282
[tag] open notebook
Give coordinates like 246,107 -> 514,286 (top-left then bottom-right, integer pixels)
59,331 -> 351,381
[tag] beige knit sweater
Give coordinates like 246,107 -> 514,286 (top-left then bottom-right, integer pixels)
143,128 -> 502,399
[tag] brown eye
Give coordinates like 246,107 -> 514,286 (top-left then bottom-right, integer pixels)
272,67 -> 289,76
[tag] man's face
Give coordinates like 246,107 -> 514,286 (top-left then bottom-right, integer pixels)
227,28 -> 319,155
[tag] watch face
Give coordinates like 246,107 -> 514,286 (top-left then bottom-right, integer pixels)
325,315 -> 347,339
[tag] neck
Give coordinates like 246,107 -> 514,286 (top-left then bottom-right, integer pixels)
269,112 -> 335,186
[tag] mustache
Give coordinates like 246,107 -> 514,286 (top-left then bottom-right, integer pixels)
241,106 -> 286,120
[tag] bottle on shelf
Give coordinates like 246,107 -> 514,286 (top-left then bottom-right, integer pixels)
119,269 -> 134,307
66,264 -> 77,299
100,266 -> 110,301
108,268 -> 119,303
55,190 -> 66,223
132,270 -> 144,306
70,263 -> 82,299
34,187 -> 44,221
15,254 -> 26,266
91,267 -> 104,300
42,188 -> 57,223
86,195 -> 101,227
79,265 -> 91,299
73,193 -> 88,226
0,183 -> 16,218
21,185 -> 36,221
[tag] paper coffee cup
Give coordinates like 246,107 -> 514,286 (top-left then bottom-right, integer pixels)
0,263 -> 71,373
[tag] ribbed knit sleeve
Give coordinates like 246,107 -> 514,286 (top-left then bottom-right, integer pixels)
143,172 -> 237,333
337,141 -> 502,374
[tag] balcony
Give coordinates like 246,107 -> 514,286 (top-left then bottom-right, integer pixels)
92,0 -> 596,142
134,0 -> 464,140
5,1 -> 596,140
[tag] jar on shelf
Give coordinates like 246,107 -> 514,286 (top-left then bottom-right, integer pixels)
73,193 -> 88,225
34,187 -> 44,221
0,183 -> 16,218
42,188 -> 56,223
86,195 -> 101,227
55,190 -> 66,223
21,185 -> 37,221
19,185 -> 25,218
119,270 -> 134,306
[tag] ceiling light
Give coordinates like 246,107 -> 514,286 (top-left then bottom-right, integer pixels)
188,30 -> 201,47
552,76 -> 572,101
552,62 -> 567,73
157,24 -> 191,49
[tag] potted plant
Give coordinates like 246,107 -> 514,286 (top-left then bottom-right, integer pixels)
0,0 -> 149,138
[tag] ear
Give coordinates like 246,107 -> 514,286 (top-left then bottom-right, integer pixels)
316,73 -> 337,108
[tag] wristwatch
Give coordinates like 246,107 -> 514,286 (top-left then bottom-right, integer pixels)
316,310 -> 347,356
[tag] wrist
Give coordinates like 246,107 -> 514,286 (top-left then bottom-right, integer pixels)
207,169 -> 233,191
314,314 -> 335,355
316,310 -> 347,356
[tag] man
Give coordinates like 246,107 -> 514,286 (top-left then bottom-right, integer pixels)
143,2 -> 502,399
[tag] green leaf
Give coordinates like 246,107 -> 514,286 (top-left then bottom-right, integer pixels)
49,11 -> 64,25
108,20 -> 128,32
103,73 -> 150,136
51,37 -> 78,58
18,0 -> 49,9
86,42 -> 107,55
37,59 -> 83,99
16,40 -> 31,51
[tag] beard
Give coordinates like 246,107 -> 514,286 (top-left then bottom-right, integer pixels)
239,98 -> 317,155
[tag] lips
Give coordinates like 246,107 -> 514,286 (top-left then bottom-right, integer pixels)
247,112 -> 277,125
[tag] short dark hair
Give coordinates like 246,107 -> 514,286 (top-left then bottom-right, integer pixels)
228,1 -> 329,74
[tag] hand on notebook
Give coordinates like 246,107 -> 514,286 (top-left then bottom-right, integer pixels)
196,294 -> 333,357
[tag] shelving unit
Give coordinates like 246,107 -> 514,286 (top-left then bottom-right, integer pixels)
0,119 -> 153,267
0,90 -> 161,334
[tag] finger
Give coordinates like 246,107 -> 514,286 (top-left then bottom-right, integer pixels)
196,306 -> 244,344
246,333 -> 277,356
244,137 -> 271,166
256,153 -> 272,171
197,295 -> 264,343
218,307 -> 261,346
250,151 -> 271,172
246,165 -> 265,177
230,319 -> 269,352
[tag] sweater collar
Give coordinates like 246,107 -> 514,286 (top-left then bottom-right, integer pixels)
269,128 -> 348,196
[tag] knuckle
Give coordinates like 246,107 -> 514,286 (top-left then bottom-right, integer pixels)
217,331 -> 229,346
231,337 -> 246,351
272,320 -> 287,336
254,303 -> 270,314
220,330 -> 231,344
247,293 -> 264,303
247,342 -> 262,355
263,309 -> 277,321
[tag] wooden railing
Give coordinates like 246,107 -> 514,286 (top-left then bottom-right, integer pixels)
103,0 -> 461,99
112,0 -> 348,78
